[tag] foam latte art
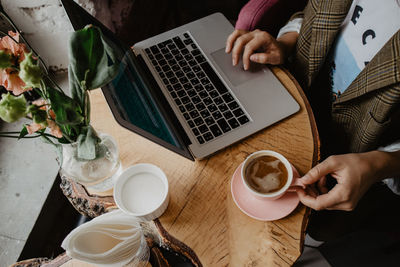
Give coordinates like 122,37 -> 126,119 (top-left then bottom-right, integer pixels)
245,156 -> 288,193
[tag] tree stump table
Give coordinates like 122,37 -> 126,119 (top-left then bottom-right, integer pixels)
15,66 -> 319,267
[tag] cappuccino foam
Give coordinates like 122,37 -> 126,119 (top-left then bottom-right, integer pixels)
245,155 -> 288,193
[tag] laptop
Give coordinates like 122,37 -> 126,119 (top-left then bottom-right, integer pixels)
61,0 -> 299,161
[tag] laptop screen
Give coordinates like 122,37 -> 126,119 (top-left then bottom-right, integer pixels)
61,0 -> 193,160
99,37 -> 195,160
106,52 -> 180,148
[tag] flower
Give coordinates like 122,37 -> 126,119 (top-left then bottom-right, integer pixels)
26,99 -> 47,134
26,122 -> 45,135
19,52 -> 42,89
25,99 -> 62,138
0,31 -> 27,62
32,98 -> 47,107
26,118 -> 62,138
0,92 -> 27,123
0,32 -> 31,95
0,69 -> 30,95
47,119 -> 63,138
0,26 -> 118,161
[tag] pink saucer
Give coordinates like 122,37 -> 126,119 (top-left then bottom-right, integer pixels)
231,163 -> 300,221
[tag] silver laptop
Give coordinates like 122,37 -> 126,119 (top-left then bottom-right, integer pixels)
63,0 -> 299,160
132,13 -> 299,159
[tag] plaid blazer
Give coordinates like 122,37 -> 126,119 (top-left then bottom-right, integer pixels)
291,0 -> 400,153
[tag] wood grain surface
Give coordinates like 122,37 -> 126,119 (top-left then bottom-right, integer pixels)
14,66 -> 318,267
85,66 -> 318,266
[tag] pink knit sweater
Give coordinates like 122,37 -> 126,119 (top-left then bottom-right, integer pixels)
234,0 -> 307,36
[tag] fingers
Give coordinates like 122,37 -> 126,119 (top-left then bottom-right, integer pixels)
249,53 -> 269,64
297,154 -> 368,211
317,175 -> 329,194
226,30 -> 243,53
231,33 -> 253,66
251,50 -> 284,65
227,29 -> 286,69
242,36 -> 271,70
296,185 -> 318,202
327,201 -> 356,211
301,157 -> 337,185
297,185 -> 343,210
228,30 -> 276,68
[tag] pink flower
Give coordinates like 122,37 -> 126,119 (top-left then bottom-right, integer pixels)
26,122 -> 45,134
0,31 -> 27,62
32,99 -> 46,106
32,99 -> 47,110
8,31 -> 19,42
26,99 -> 47,134
47,119 -> 63,138
26,99 -> 63,138
0,69 -> 31,95
0,31 -> 32,95
48,109 -> 56,119
26,120 -> 62,138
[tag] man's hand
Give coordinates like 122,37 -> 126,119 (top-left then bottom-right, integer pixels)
225,29 -> 286,70
225,29 -> 299,70
296,151 -> 392,211
225,29 -> 249,54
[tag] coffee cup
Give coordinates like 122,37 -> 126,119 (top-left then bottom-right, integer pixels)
241,150 -> 304,200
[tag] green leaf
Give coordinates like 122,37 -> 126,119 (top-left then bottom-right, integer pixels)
68,64 -> 84,108
83,90 -> 90,125
0,50 -> 12,69
47,88 -> 84,126
33,109 -> 47,124
18,126 -> 28,140
58,125 -> 73,142
40,134 -> 55,145
76,125 -> 100,160
68,25 -> 119,95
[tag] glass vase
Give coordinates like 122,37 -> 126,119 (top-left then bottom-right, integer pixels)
60,132 -> 122,192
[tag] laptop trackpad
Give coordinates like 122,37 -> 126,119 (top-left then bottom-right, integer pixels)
210,48 -> 265,87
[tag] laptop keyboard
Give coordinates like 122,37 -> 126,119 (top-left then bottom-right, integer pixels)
144,32 -> 250,145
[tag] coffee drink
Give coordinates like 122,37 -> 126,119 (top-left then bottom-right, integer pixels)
244,155 -> 288,194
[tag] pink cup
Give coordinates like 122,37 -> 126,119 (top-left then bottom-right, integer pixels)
241,150 -> 304,200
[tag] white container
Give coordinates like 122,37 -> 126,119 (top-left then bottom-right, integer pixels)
113,164 -> 169,221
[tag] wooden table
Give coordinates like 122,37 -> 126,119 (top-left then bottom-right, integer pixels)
15,66 -> 319,267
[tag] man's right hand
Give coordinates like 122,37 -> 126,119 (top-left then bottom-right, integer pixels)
225,29 -> 286,70
225,29 -> 298,70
